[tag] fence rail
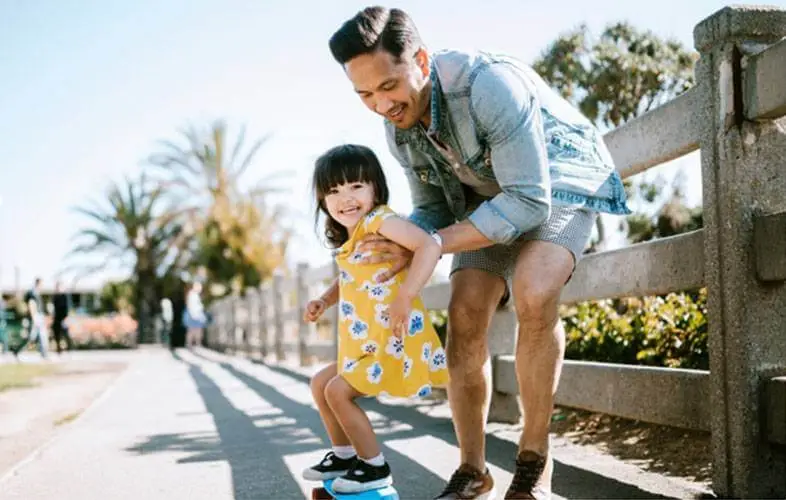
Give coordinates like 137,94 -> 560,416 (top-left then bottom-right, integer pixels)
206,6 -> 786,498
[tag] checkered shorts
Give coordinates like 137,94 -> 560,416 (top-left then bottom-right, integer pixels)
450,205 -> 597,284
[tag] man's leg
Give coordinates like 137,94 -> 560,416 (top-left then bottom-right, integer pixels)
446,269 -> 506,470
52,321 -> 63,354
0,325 -> 8,354
12,325 -> 32,356
33,323 -> 48,359
512,240 -> 573,455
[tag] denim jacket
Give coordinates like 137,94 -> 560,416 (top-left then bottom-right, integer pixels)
385,50 -> 631,245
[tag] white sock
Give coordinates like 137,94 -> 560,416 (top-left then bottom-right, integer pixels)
332,445 -> 356,459
361,453 -> 385,467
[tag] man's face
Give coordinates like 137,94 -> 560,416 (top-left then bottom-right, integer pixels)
344,48 -> 431,129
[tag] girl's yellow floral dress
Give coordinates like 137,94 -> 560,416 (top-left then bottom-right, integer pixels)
335,204 -> 449,398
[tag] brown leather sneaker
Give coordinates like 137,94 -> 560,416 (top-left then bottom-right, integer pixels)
434,463 -> 497,499
504,450 -> 553,499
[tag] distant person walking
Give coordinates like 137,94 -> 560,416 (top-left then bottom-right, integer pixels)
0,294 -> 9,355
160,297 -> 173,347
11,277 -> 49,360
183,282 -> 207,348
51,281 -> 73,354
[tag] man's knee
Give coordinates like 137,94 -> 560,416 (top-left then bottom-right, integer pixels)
513,283 -> 559,323
513,241 -> 573,327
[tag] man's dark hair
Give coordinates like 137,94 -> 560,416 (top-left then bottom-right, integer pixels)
329,6 -> 424,64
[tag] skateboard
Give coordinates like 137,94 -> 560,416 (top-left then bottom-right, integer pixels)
311,478 -> 399,500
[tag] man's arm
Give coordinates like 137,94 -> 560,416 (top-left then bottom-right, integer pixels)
404,167 -> 455,232
447,62 -> 550,249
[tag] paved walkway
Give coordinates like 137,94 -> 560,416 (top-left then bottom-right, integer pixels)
0,348 -> 710,499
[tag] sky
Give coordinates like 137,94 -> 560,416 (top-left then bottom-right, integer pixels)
1,0 -> 780,291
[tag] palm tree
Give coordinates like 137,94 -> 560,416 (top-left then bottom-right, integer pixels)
146,120 -> 289,292
64,174 -> 185,343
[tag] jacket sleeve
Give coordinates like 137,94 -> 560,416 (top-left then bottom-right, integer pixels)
385,128 -> 455,232
466,62 -> 550,244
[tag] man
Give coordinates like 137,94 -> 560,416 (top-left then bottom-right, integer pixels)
12,277 -> 49,359
328,7 -> 629,499
0,294 -> 8,355
51,281 -> 73,354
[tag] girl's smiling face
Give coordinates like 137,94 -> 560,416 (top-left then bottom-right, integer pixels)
323,181 -> 376,232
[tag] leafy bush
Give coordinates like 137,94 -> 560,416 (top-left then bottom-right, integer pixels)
561,289 -> 708,369
428,289 -> 708,369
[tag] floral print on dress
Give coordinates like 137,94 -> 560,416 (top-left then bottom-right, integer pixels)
408,309 -> 425,336
430,346 -> 448,372
339,269 -> 354,285
374,303 -> 390,328
363,207 -> 393,229
416,384 -> 432,398
343,357 -> 358,373
421,342 -> 432,363
404,355 -> 413,378
349,319 -> 369,340
367,362 -> 383,384
361,340 -> 379,355
339,300 -> 355,322
385,335 -> 405,360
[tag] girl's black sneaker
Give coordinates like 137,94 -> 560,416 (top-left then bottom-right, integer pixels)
332,459 -> 392,493
302,451 -> 357,481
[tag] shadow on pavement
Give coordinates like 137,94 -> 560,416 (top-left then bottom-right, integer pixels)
260,361 -> 678,500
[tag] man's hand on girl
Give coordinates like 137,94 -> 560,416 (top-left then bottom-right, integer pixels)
356,234 -> 412,282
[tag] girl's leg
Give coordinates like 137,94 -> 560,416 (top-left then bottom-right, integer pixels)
311,363 -> 350,446
186,328 -> 196,347
324,375 -> 379,459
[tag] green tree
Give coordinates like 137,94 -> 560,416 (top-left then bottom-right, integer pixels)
99,279 -> 135,313
147,120 -> 289,294
65,175 -> 185,343
534,22 -> 699,246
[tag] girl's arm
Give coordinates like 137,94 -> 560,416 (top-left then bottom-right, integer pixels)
317,278 -> 339,307
377,217 -> 441,300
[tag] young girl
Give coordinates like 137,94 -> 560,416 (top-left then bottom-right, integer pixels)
301,144 -> 449,494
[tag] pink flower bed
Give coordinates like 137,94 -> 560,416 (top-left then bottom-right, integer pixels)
65,313 -> 138,348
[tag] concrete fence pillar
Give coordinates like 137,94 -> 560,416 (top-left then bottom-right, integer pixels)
229,293 -> 240,354
694,6 -> 786,497
272,273 -> 285,362
296,263 -> 315,366
259,283 -> 270,360
245,288 -> 260,360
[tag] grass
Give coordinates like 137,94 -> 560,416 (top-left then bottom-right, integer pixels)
54,411 -> 82,426
0,364 -> 57,392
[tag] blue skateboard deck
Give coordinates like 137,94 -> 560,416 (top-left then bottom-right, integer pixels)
312,478 -> 399,500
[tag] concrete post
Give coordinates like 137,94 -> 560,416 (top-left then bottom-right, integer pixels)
259,284 -> 270,360
229,293 -> 239,354
296,263 -> 315,366
245,288 -> 260,360
694,6 -> 786,497
272,273 -> 285,362
488,309 -> 521,424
